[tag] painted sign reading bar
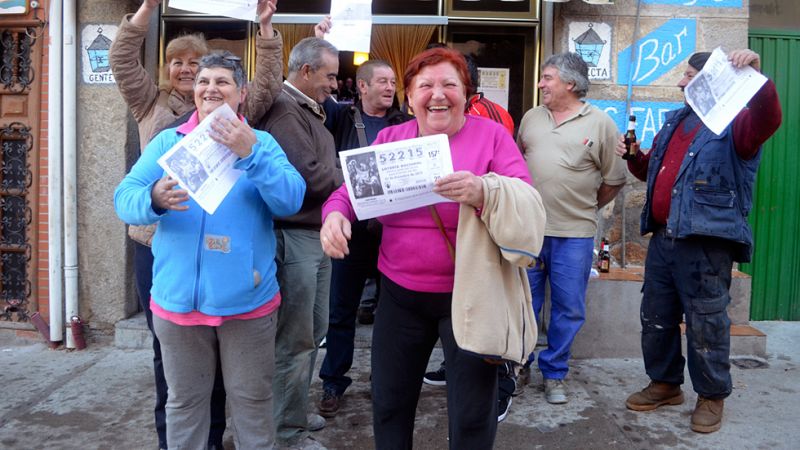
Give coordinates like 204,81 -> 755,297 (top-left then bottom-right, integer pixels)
589,99 -> 684,149
617,18 -> 696,86
642,0 -> 742,7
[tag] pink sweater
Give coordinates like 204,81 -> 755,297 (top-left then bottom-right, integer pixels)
322,115 -> 531,293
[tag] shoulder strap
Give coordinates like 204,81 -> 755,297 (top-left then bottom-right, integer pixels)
351,106 -> 369,148
428,205 -> 455,262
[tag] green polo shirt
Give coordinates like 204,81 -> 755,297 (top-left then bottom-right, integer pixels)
517,102 -> 626,238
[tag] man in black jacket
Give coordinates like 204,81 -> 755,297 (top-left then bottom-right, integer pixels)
318,59 -> 411,418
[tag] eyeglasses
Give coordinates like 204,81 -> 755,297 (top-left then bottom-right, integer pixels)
223,55 -> 242,63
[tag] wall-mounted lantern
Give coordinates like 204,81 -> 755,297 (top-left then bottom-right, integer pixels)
86,27 -> 112,73
573,23 -> 606,67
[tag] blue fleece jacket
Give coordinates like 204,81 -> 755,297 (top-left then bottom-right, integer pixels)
114,118 -> 305,315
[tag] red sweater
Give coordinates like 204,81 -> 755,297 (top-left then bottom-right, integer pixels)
628,79 -> 781,224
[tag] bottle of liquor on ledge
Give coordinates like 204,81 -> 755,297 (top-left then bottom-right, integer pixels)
598,238 -> 611,273
622,115 -> 639,160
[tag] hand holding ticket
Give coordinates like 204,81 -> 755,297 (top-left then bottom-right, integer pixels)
684,47 -> 767,135
339,134 -> 454,220
433,171 -> 485,209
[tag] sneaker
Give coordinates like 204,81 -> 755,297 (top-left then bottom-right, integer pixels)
423,366 -> 447,386
281,436 -> 328,450
356,303 -> 376,325
497,395 -> 512,422
307,413 -> 326,432
625,381 -> 684,412
544,378 -> 568,404
690,396 -> 724,433
318,389 -> 342,418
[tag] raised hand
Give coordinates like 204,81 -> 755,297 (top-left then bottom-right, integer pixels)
315,16 -> 333,39
728,49 -> 761,72
257,0 -> 278,37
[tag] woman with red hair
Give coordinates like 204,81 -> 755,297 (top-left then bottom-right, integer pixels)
321,47 -> 535,449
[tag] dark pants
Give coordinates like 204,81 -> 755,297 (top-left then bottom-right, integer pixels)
371,275 -> 498,450
640,229 -> 733,399
134,241 -> 227,448
319,220 -> 380,395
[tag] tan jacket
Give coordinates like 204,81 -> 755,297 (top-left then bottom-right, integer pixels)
451,173 -> 546,364
110,17 -> 283,245
109,14 -> 195,152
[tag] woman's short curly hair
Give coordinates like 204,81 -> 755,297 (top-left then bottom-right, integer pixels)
403,47 -> 473,107
165,33 -> 208,63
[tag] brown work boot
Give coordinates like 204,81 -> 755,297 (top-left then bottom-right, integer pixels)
318,389 -> 342,418
690,396 -> 724,433
625,381 -> 685,411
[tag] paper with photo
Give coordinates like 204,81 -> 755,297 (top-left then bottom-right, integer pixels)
169,0 -> 257,22
325,0 -> 372,53
684,47 -> 767,135
157,104 -> 244,215
340,134 -> 454,220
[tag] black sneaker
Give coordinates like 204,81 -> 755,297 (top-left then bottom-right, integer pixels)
423,366 -> 446,386
498,395 -> 512,422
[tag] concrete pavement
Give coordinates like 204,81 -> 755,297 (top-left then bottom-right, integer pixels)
1,321 -> 798,449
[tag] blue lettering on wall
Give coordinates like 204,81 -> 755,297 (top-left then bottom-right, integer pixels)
642,0 -> 742,7
589,99 -> 684,149
617,18 -> 696,86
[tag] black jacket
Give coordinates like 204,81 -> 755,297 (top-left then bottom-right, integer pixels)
325,100 -> 412,152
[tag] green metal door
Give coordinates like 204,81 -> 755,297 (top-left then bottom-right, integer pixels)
743,30 -> 800,320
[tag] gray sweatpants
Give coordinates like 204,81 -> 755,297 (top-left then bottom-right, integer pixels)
153,311 -> 277,450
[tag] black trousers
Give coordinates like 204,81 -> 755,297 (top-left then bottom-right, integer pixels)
320,220 -> 380,395
134,241 -> 227,448
640,229 -> 733,399
371,275 -> 498,450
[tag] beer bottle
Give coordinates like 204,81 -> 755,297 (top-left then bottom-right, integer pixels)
598,239 -> 611,273
622,115 -> 639,160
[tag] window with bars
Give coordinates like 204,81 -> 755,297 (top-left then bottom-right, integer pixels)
0,25 -> 38,323
0,123 -> 32,322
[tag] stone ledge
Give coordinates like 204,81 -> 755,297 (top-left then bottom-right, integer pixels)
571,267 -> 764,358
114,313 -> 152,350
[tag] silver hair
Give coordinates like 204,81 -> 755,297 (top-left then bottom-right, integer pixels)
197,51 -> 246,89
287,37 -> 339,75
542,52 -> 590,98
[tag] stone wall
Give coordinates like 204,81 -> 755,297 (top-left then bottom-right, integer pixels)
750,0 -> 800,30
551,0 -> 750,266
76,0 -> 141,330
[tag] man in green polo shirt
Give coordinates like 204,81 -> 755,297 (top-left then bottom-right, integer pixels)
517,52 -> 626,404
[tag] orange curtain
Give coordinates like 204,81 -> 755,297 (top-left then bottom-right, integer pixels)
275,24 -> 316,78
370,25 -> 437,107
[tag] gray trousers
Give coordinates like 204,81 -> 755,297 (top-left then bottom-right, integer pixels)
273,228 -> 331,444
153,312 -> 277,450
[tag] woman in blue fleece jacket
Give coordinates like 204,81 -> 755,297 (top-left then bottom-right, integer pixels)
114,51 -> 305,449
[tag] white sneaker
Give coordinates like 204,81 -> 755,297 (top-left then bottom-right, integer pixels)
544,378 -> 567,404
307,413 -> 326,432
497,396 -> 512,422
281,436 -> 328,450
